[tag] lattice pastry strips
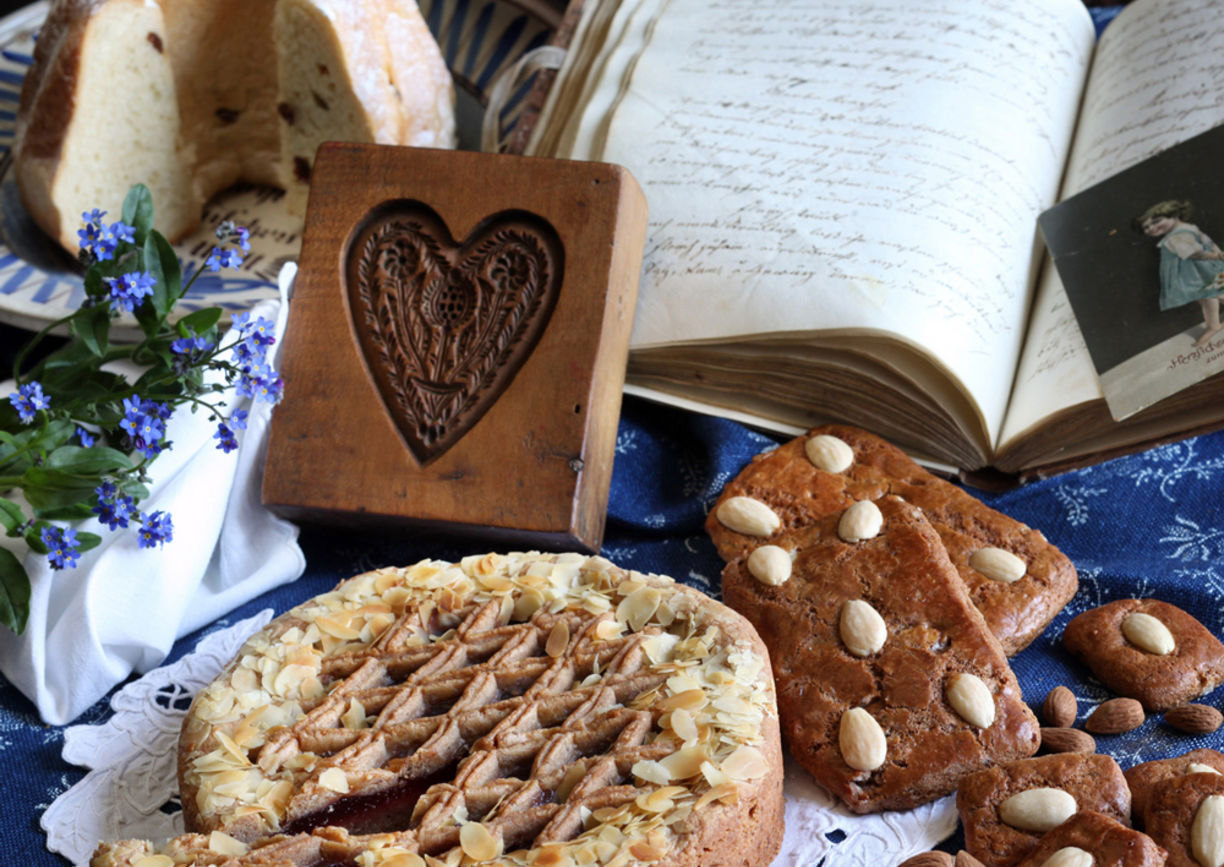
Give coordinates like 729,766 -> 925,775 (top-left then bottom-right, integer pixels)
92,553 -> 784,867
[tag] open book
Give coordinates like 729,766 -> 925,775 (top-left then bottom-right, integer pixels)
524,0 -> 1224,475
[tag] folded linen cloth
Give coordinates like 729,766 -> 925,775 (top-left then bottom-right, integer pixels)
0,264 -> 305,725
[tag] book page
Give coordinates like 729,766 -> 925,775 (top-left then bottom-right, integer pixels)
1001,0 -> 1224,454
562,0 -> 1092,448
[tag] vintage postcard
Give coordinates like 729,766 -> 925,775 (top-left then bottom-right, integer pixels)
1039,124 -> 1224,421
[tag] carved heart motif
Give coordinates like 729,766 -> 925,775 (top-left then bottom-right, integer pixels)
346,201 -> 563,464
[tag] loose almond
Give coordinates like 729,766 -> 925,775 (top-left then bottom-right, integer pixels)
998,787 -> 1077,832
1039,727 -> 1095,754
1041,686 -> 1078,728
716,496 -> 781,537
969,547 -> 1026,583
955,853 -> 987,867
804,434 -> 854,472
838,500 -> 883,543
1191,794 -> 1224,867
747,545 -> 792,586
1165,704 -> 1224,735
897,854 -> 954,867
1122,611 -> 1176,656
839,707 -> 886,772
839,599 -> 888,657
946,673 -> 995,729
1040,848 -> 1093,867
1085,697 -> 1145,734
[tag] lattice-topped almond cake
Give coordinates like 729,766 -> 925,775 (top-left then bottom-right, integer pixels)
92,552 -> 784,867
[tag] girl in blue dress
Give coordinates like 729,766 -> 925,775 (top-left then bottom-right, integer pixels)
1137,199 -> 1224,346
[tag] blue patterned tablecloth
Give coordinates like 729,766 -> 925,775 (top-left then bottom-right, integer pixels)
0,393 -> 1221,863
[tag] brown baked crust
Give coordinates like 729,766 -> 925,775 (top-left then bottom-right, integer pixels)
722,495 -> 1039,814
956,754 -> 1132,867
1062,599 -> 1224,711
1124,749 -> 1224,828
1013,811 -> 1167,867
100,554 -> 784,867
1143,772 -> 1224,867
706,424 -> 1077,655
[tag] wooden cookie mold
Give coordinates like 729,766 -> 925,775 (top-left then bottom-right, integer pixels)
264,143 -> 647,550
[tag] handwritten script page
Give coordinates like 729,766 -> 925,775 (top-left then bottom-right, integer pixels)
560,0 -> 1091,448
1000,0 -> 1224,456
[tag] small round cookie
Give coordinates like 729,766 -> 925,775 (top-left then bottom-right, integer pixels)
93,553 -> 785,867
1062,599 -> 1224,711
1143,771 -> 1224,867
1012,811 -> 1166,867
1124,749 -> 1224,829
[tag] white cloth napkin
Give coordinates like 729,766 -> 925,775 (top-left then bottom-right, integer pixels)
0,264 -> 305,725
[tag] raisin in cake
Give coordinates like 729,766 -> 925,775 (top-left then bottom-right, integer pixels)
16,0 -> 456,252
93,552 -> 784,867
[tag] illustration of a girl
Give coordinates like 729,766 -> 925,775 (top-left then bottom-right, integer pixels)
1137,199 -> 1224,347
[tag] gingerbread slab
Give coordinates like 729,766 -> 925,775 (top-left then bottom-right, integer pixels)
721,495 -> 1039,813
707,425 -> 1077,655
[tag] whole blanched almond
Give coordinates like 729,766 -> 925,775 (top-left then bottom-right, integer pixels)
1039,727 -> 1095,754
1122,611 -> 1176,656
1190,763 -> 1224,776
1165,704 -> 1223,735
1085,697 -> 1145,734
804,434 -> 854,472
838,500 -> 883,543
1040,848 -> 1093,867
1042,685 -> 1077,728
897,854 -> 954,867
998,787 -> 1077,832
946,673 -> 995,729
747,545 -> 792,586
839,707 -> 886,771
716,496 -> 780,537
840,599 -> 887,657
1191,794 -> 1224,867
969,547 -> 1026,583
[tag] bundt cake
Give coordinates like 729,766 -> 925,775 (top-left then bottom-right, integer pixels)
15,0 -> 456,251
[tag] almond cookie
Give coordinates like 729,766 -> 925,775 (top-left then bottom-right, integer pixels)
722,495 -> 1039,814
956,754 -> 1132,867
1142,771 -> 1224,867
706,424 -> 1077,655
1012,811 -> 1167,867
1124,749 -> 1224,828
1062,599 -> 1224,711
92,553 -> 784,867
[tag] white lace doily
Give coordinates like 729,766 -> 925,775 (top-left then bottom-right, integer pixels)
43,610 -> 955,866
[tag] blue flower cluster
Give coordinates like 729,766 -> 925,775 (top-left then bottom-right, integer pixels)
170,330 -> 214,357
205,220 -> 252,272
40,526 -> 81,570
104,270 -> 156,313
8,382 -> 49,423
119,395 -> 172,460
213,407 -> 248,454
137,510 -> 173,549
77,209 -> 136,264
231,312 -> 284,406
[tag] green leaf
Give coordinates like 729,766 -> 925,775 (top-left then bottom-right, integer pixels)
71,302 -> 112,357
0,498 -> 25,533
75,531 -> 102,553
23,524 -> 47,554
178,307 -> 223,336
45,444 -> 132,474
121,184 -> 155,245
33,502 -> 96,521
22,468 -> 99,510
145,231 -> 182,317
0,548 -> 30,634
